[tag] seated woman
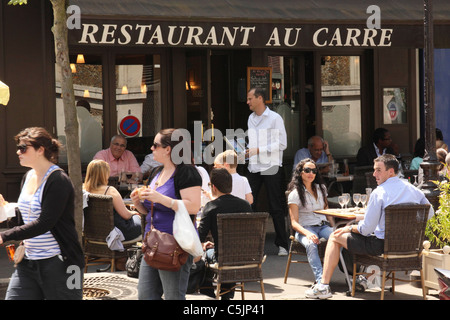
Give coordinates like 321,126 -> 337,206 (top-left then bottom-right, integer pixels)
83,159 -> 141,241
287,158 -> 334,287
410,138 -> 425,170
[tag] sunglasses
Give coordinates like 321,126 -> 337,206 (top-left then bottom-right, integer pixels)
302,168 -> 318,174
152,142 -> 163,149
16,144 -> 33,154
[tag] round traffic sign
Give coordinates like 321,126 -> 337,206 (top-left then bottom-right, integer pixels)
119,115 -> 141,137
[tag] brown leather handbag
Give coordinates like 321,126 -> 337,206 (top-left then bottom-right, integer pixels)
142,202 -> 188,272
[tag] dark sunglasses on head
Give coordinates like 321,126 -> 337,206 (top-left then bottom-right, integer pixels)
16,144 -> 33,154
302,168 -> 318,174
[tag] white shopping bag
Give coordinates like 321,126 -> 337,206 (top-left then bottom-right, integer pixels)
0,203 -> 17,222
173,200 -> 203,258
0,206 -> 6,222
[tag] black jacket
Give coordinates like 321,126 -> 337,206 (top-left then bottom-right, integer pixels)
1,169 -> 85,269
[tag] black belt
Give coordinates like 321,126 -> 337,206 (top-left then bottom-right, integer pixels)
309,221 -> 330,227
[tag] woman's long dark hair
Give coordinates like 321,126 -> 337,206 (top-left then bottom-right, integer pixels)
287,158 -> 328,208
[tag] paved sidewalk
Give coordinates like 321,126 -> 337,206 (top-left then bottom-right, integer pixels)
0,231 -> 441,301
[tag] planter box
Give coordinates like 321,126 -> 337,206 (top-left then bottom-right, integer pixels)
423,249 -> 450,293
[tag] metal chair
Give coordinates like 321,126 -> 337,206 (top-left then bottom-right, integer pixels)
351,203 -> 431,300
283,216 -> 327,283
208,212 -> 269,300
83,193 -> 140,272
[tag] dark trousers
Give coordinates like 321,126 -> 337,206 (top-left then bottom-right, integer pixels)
246,166 -> 289,250
5,256 -> 83,300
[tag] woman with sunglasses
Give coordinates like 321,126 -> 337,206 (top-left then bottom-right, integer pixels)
0,127 -> 84,300
287,158 -> 334,292
130,128 -> 202,300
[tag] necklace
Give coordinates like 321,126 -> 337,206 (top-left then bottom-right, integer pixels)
154,167 -> 174,188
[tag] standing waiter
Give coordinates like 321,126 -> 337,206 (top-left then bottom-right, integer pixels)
245,87 -> 289,255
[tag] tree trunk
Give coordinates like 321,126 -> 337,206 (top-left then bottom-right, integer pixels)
50,0 -> 83,242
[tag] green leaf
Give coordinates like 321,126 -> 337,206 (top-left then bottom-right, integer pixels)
8,0 -> 28,5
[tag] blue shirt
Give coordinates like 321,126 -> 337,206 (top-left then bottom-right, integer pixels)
357,176 -> 434,239
293,148 -> 328,170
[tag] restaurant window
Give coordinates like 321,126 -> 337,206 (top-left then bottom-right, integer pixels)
115,54 -> 162,164
56,54 -> 103,164
321,56 -> 361,157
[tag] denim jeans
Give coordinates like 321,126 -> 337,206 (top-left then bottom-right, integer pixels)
295,224 -> 333,284
5,255 -> 83,300
138,254 -> 193,300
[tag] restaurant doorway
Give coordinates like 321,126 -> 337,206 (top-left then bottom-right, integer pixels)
267,52 -> 315,165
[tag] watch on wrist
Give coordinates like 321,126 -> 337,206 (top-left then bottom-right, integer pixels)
348,225 -> 353,233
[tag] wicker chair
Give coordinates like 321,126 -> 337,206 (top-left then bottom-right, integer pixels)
283,216 -> 327,284
351,203 -> 431,300
83,193 -> 140,272
209,212 -> 269,300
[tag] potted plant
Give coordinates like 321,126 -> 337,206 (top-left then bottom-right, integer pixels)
422,174 -> 450,294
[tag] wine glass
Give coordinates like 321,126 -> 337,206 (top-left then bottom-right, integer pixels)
352,193 -> 361,208
360,194 -> 368,209
338,195 -> 346,212
343,193 -> 350,209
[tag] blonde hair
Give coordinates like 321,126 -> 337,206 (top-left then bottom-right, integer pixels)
84,159 -> 110,192
215,150 -> 238,169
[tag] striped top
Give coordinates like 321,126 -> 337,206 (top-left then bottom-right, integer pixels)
18,165 -> 62,260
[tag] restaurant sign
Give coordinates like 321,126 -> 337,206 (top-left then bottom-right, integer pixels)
69,20 -> 422,49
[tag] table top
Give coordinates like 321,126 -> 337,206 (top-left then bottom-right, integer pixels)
314,208 -> 364,220
332,174 -> 354,182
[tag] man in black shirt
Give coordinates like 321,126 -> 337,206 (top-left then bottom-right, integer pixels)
198,168 -> 253,299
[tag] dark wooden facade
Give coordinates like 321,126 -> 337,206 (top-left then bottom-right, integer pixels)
1,1 -> 449,201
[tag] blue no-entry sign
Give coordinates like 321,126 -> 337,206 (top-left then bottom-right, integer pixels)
119,115 -> 141,137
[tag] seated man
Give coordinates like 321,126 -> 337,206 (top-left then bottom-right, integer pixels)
293,136 -> 333,173
305,154 -> 434,299
140,152 -> 161,180
93,135 -> 141,180
197,168 -> 253,299
214,150 -> 253,204
356,128 -> 396,167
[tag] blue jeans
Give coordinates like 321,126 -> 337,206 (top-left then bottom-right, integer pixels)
5,256 -> 83,300
138,254 -> 193,300
296,224 -> 333,284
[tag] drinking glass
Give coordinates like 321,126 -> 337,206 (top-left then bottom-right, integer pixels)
343,193 -> 350,209
360,194 -> 368,209
413,175 -> 419,187
352,193 -> 361,208
338,195 -> 346,212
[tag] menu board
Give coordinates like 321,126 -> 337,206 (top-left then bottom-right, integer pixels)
247,67 -> 272,103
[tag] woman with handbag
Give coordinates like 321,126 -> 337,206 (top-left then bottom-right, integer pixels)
130,128 -> 202,300
0,127 -> 84,300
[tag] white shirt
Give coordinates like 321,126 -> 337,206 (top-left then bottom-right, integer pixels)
231,173 -> 252,200
287,186 -> 328,227
247,107 -> 287,173
358,176 -> 434,239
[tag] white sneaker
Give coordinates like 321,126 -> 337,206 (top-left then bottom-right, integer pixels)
278,247 -> 288,256
305,283 -> 332,299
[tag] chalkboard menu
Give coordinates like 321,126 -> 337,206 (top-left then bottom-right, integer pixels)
247,67 -> 272,103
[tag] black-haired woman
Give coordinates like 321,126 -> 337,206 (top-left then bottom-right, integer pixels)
287,158 -> 334,288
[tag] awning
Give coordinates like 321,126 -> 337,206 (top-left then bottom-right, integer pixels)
70,0 -> 450,23
68,0 -> 450,48
0,81 -> 10,106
